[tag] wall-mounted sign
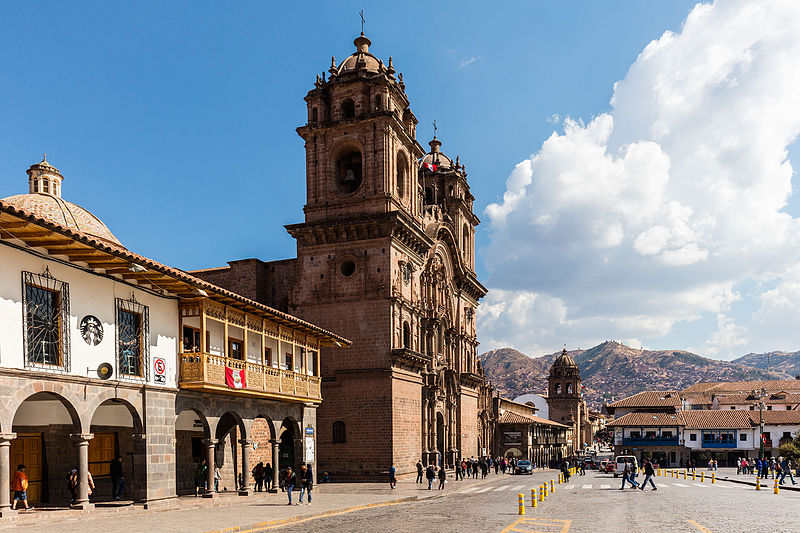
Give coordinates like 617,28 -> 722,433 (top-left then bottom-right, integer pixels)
305,426 -> 314,435
305,436 -> 315,462
503,431 -> 522,446
153,357 -> 166,384
80,315 -> 103,346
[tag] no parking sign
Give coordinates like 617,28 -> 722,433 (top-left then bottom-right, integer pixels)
154,357 -> 166,383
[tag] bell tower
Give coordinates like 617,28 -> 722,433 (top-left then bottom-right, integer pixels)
296,32 -> 425,224
546,348 -> 585,456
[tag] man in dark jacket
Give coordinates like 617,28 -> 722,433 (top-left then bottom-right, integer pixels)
425,465 -> 435,490
639,459 -> 657,491
110,455 -> 124,501
299,464 -> 313,504
416,460 -> 424,483
438,465 -> 447,490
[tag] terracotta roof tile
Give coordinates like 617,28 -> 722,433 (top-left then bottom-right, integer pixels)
607,391 -> 681,409
683,380 -> 800,394
757,410 -> 800,425
682,410 -> 755,429
715,392 -> 800,405
499,411 -> 569,428
607,412 -> 684,427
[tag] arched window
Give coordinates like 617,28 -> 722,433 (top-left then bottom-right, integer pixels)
567,383 -> 573,394
462,224 -> 470,263
335,149 -> 363,194
33,180 -> 38,193
425,187 -> 434,205
555,383 -> 562,395
311,107 -> 318,122
402,321 -> 411,349
341,98 -> 355,119
332,421 -> 346,443
43,179 -> 49,193
397,152 -> 407,198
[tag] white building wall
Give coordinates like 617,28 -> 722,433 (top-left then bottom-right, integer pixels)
0,244 -> 178,387
512,393 -> 549,419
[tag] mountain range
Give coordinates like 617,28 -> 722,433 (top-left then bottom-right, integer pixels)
480,341 -> 799,408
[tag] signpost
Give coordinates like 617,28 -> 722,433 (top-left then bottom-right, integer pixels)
154,357 -> 166,384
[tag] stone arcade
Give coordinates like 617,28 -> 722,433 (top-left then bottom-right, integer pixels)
194,32 -> 490,480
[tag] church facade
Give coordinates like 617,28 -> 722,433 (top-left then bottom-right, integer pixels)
194,32 -> 488,480
546,349 -> 593,456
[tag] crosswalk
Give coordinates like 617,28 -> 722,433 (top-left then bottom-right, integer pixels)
455,481 -> 734,495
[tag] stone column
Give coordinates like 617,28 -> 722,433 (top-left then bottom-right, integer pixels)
238,440 -> 251,496
0,434 -> 17,518
421,398 -> 429,465
70,433 -> 95,510
269,439 -> 279,493
202,439 -> 217,498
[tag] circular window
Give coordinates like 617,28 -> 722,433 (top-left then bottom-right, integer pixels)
340,260 -> 356,277
335,150 -> 363,194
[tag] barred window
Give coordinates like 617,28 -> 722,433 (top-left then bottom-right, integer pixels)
116,296 -> 149,379
332,421 -> 346,443
22,269 -> 70,370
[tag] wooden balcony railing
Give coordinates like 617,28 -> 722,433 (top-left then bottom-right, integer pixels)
178,352 -> 321,402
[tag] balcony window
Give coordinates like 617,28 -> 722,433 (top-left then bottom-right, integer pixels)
740,433 -> 747,441
629,431 -> 641,439
23,270 -> 70,369
265,347 -> 272,367
662,431 -> 673,438
228,338 -> 243,360
183,326 -> 201,352
285,353 -> 293,371
116,296 -> 149,378
702,430 -> 735,444
644,431 -> 657,439
690,434 -> 697,441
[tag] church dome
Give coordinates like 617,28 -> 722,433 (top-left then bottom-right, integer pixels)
336,33 -> 382,74
1,156 -> 123,246
420,137 -> 453,172
553,348 -> 578,369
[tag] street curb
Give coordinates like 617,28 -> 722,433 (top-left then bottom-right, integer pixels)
203,495 -> 422,533
715,476 -> 800,492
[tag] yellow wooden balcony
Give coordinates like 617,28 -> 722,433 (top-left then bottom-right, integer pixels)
178,352 -> 321,403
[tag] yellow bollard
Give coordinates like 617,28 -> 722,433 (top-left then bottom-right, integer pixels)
518,493 -> 525,515
544,483 -> 548,497
539,485 -> 544,501
532,488 -> 537,508
551,479 -> 555,492
756,477 -> 761,490
683,471 -> 687,480
692,471 -> 696,481
712,472 -> 715,484
774,480 -> 779,495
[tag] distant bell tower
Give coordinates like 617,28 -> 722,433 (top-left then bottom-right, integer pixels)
547,348 -> 585,455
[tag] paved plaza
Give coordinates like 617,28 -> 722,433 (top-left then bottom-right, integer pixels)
0,467 -> 797,532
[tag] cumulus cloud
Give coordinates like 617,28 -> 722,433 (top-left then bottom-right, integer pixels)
459,56 -> 479,68
480,0 -> 800,360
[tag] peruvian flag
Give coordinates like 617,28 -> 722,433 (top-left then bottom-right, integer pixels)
423,162 -> 437,172
225,366 -> 247,389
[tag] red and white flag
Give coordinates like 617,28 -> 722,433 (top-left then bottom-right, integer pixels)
423,162 -> 437,172
225,366 -> 247,389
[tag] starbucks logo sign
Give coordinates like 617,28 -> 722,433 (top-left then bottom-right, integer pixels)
80,315 -> 103,346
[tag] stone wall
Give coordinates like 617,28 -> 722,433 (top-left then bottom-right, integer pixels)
391,370 -> 422,477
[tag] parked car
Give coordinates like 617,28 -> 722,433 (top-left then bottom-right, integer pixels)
514,460 -> 533,475
612,455 -> 638,478
603,461 -> 615,473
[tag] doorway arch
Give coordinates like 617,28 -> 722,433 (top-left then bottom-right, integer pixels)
436,412 -> 445,467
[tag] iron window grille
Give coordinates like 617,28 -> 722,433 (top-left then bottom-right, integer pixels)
22,268 -> 71,371
115,295 -> 150,381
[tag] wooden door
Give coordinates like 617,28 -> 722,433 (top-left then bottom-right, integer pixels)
10,434 -> 43,503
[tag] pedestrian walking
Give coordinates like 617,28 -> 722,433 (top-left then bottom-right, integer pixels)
214,464 -> 221,492
438,465 -> 446,490
67,467 -> 79,504
416,460 -> 424,483
299,464 -> 313,504
110,455 -> 125,501
11,465 -> 31,510
639,460 -> 657,491
561,461 -> 571,482
389,465 -> 397,489
285,467 -> 296,505
426,464 -> 435,490
279,466 -> 287,492
620,462 -> 639,490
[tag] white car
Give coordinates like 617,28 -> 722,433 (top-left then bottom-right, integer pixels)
611,455 -> 638,478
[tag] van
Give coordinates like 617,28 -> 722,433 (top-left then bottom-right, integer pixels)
611,455 -> 638,477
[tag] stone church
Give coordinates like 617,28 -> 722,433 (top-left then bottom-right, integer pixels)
194,32 -> 488,480
546,349 -> 592,456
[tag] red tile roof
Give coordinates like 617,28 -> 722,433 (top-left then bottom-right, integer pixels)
682,410 -> 755,429
499,411 -> 569,428
682,380 -> 800,394
715,392 -> 800,405
607,412 -> 684,427
757,410 -> 800,425
607,391 -> 681,409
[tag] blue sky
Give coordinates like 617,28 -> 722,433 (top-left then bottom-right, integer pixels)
3,1 -> 798,359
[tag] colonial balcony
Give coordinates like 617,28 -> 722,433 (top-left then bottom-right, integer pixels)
179,352 -> 321,402
622,436 -> 680,447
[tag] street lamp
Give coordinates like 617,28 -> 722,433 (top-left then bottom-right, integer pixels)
751,388 -> 768,459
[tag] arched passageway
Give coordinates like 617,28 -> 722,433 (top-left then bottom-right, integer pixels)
174,409 -> 210,495
88,398 -> 144,502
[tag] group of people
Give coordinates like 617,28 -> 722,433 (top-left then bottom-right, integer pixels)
278,464 -> 314,505
737,456 -> 798,485
619,459 -> 658,491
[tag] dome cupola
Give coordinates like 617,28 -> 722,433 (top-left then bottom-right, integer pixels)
26,154 -> 64,197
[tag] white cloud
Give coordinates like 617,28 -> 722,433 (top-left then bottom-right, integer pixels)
480,0 -> 800,358
459,56 -> 479,68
